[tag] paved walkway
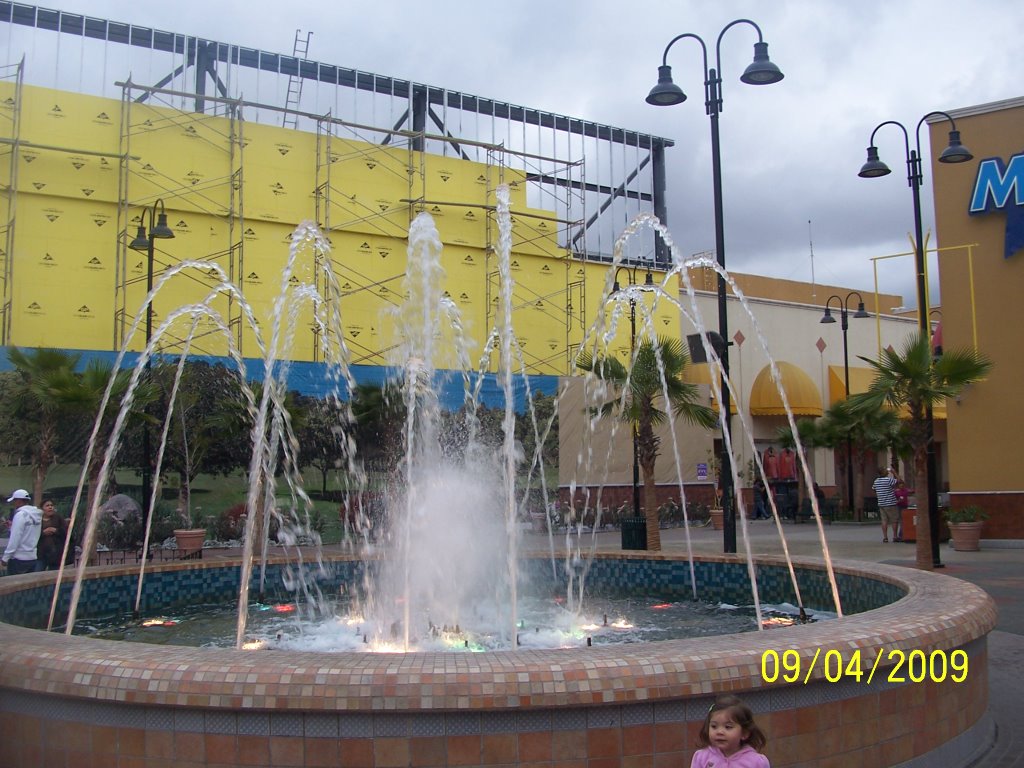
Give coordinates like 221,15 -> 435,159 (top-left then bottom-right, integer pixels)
527,520 -> 1023,767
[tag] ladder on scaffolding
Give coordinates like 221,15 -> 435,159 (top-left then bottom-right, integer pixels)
282,30 -> 312,129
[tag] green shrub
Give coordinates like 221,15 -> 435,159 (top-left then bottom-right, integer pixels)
944,505 -> 988,524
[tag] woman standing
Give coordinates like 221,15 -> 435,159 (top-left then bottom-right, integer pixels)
37,499 -> 70,570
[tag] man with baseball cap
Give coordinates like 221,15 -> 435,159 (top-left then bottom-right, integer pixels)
2,489 -> 42,574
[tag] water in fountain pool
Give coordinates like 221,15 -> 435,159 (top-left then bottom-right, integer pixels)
75,594 -> 827,652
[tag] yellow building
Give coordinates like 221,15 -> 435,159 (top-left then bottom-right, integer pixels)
932,97 -> 1024,536
0,71 -> 682,407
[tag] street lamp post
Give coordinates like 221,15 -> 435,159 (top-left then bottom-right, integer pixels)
129,199 -> 175,525
858,112 -> 973,567
646,19 -> 784,553
820,292 -> 870,517
612,265 -> 654,547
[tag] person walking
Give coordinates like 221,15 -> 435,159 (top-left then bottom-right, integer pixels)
871,467 -> 900,543
2,490 -> 42,574
753,479 -> 769,520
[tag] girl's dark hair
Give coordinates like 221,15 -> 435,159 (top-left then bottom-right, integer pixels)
697,695 -> 767,752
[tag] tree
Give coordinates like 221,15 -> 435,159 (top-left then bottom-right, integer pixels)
814,400 -> 909,517
577,336 -> 717,551
59,359 -> 158,515
775,416 -> 825,507
297,395 -> 353,495
0,371 -> 33,467
122,361 -> 252,514
849,331 -> 991,570
350,382 -> 406,476
6,347 -> 81,502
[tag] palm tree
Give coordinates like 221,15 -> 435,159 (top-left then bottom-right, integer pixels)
776,416 -> 825,508
849,331 -> 992,570
6,347 -> 81,502
577,336 -> 717,551
819,400 -> 909,518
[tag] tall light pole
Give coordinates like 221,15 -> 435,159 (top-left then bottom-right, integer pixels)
612,265 -> 654,549
858,112 -> 973,567
820,292 -> 870,517
646,19 -> 784,553
129,198 -> 175,525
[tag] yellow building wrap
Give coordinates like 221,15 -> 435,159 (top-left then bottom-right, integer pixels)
0,81 -> 678,377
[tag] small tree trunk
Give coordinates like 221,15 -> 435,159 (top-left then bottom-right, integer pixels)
914,448 -> 933,571
84,461 -> 102,565
177,470 -> 192,525
33,431 -> 54,504
642,465 -> 661,551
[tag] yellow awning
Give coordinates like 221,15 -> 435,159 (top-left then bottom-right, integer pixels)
685,362 -> 738,414
749,362 -> 823,417
827,365 -> 946,420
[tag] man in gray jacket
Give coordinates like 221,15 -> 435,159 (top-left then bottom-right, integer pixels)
2,489 -> 42,574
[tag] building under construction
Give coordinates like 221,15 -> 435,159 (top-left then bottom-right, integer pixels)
0,3 -> 679,389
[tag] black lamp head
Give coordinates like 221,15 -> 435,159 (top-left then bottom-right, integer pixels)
853,301 -> 870,319
740,41 -> 784,85
938,129 -> 973,164
151,211 -> 175,239
646,65 -> 686,106
129,225 -> 150,251
819,307 -> 836,324
612,280 -> 621,294
858,146 -> 891,178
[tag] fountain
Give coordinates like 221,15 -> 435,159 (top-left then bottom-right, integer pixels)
0,189 -> 997,767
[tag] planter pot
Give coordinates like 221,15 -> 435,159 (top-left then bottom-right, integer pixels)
173,528 -> 207,558
709,508 -> 724,531
949,521 -> 983,552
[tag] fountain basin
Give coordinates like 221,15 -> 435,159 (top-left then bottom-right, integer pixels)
0,554 -> 995,767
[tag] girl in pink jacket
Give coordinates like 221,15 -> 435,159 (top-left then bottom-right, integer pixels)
690,695 -> 770,767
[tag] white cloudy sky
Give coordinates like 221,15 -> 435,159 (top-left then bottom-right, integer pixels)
6,0 -> 1022,307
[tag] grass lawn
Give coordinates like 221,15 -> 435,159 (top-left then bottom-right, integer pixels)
0,461 -> 559,546
0,464 -> 351,544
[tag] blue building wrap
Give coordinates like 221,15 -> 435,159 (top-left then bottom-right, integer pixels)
0,347 -> 560,413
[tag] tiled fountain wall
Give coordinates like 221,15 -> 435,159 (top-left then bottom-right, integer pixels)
0,554 -> 996,767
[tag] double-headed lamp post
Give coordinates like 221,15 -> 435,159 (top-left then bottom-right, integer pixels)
820,292 -> 870,516
858,112 -> 973,567
612,264 -> 654,543
646,19 -> 784,554
129,198 -> 175,524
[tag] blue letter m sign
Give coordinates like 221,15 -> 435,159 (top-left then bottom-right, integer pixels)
970,152 -> 1024,258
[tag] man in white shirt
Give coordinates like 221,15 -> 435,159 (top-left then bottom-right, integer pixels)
2,489 -> 42,574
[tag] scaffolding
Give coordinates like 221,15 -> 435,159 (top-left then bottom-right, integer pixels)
0,3 -> 672,375
0,57 -> 23,344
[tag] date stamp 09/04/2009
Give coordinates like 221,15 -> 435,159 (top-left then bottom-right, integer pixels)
760,648 -> 969,685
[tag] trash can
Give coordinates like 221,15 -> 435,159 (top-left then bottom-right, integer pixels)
901,507 -> 917,542
621,516 -> 647,550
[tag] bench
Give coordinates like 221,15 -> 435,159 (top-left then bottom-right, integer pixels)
794,497 -> 835,524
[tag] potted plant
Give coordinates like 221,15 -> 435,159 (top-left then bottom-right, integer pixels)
706,451 -> 725,530
944,505 -> 988,552
173,505 -> 208,558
